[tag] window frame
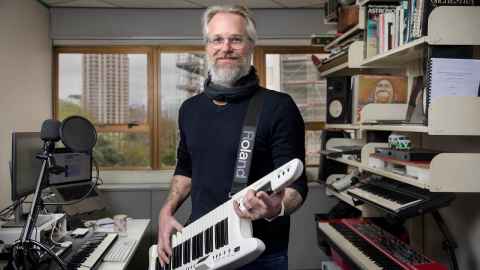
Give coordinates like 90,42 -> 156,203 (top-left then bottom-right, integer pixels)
53,46 -> 157,170
53,45 -> 326,170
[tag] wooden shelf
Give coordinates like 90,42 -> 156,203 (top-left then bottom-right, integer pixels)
360,37 -> 427,67
326,141 -> 480,192
428,7 -> 480,45
428,96 -> 480,136
325,24 -> 364,51
305,121 -> 325,130
326,122 -> 428,133
358,97 -> 480,135
317,53 -> 348,76
359,0 -> 400,6
319,62 -> 350,77
325,124 -> 361,130
319,41 -> 368,77
327,155 -> 429,189
361,124 -> 428,133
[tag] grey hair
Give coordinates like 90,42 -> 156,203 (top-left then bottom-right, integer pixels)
202,5 -> 257,45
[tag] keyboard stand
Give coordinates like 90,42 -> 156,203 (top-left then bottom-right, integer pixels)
432,210 -> 459,270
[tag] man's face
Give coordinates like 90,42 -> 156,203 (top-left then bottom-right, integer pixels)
374,79 -> 394,103
205,12 -> 254,86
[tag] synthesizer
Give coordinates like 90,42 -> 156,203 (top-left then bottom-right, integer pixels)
47,231 -> 118,270
317,218 -> 447,270
149,158 -> 304,270
347,177 -> 455,218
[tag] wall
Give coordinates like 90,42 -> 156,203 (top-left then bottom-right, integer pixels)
0,0 -> 52,209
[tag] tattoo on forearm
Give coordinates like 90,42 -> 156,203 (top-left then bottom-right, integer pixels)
283,188 -> 303,216
165,176 -> 191,213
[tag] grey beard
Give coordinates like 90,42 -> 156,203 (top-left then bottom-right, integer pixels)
207,56 -> 251,87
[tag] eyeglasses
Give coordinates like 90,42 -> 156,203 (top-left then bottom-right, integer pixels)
206,35 -> 248,48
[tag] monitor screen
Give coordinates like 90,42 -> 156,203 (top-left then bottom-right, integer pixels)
10,132 -> 93,201
48,149 -> 92,186
11,132 -> 43,201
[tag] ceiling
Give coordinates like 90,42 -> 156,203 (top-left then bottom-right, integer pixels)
39,0 -> 327,9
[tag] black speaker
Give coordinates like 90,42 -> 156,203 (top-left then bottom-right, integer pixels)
326,76 -> 352,124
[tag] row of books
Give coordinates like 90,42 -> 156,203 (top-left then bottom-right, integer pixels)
365,0 -> 479,58
365,3 -> 407,58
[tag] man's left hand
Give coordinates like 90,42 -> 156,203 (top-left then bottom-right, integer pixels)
233,189 -> 284,220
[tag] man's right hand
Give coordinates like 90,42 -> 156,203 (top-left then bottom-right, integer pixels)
157,213 -> 184,267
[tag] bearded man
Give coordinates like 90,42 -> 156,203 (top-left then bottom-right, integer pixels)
156,5 -> 308,270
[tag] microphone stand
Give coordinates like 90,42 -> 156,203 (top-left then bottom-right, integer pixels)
7,143 -> 67,270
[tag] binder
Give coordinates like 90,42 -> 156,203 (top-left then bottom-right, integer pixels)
424,45 -> 479,119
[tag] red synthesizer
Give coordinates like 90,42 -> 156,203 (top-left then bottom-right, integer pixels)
317,218 -> 447,270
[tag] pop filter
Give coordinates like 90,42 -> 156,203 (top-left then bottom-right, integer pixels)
60,116 -> 97,153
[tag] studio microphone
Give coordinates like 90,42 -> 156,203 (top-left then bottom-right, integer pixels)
40,119 -> 61,141
39,119 -> 64,174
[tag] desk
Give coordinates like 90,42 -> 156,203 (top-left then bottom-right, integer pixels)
0,219 -> 150,270
99,219 -> 150,270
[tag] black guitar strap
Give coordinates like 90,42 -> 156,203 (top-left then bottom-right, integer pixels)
229,89 -> 265,197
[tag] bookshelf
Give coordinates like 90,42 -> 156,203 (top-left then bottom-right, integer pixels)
321,6 -> 480,73
319,7 -> 480,196
318,4 -> 480,269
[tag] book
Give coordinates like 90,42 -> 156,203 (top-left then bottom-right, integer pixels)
365,4 -> 399,58
424,45 -> 479,118
352,74 -> 408,123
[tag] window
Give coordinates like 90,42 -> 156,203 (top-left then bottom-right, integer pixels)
157,49 -> 207,169
55,48 -> 153,169
55,46 -> 325,170
54,47 -> 206,170
255,47 -> 328,167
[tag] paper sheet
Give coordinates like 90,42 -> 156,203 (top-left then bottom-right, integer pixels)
430,58 -> 480,102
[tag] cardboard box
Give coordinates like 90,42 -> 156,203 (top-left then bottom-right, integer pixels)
337,5 -> 359,33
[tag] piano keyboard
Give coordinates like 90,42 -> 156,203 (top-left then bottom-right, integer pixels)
149,158 -> 304,270
317,219 -> 447,270
347,178 -> 455,217
348,184 -> 422,212
55,232 -> 118,270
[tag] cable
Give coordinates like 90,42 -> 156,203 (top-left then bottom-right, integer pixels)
49,217 -> 62,246
10,239 -> 67,270
48,216 -> 71,249
0,197 -> 26,219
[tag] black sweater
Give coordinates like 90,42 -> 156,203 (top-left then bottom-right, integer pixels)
174,88 -> 308,254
